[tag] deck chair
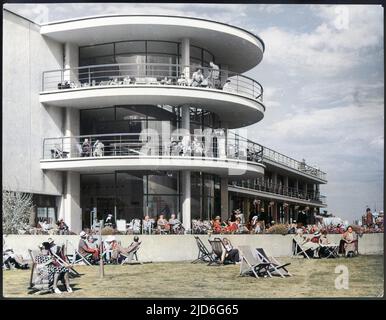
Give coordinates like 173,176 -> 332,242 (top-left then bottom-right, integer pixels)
238,246 -> 272,278
120,242 -> 142,265
191,236 -> 215,264
27,249 -> 63,295
207,238 -> 234,266
292,237 -> 319,259
66,241 -> 93,266
255,248 -> 292,277
319,243 -> 339,258
51,244 -> 81,278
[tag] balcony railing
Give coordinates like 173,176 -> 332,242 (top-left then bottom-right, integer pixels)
230,180 -> 326,204
262,146 -> 327,181
42,131 -> 264,166
41,63 -> 264,103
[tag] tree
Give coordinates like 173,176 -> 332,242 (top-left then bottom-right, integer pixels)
2,190 -> 34,234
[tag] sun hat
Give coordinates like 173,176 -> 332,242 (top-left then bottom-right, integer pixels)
313,231 -> 321,236
47,238 -> 54,244
105,235 -> 116,242
215,216 -> 221,220
80,231 -> 87,238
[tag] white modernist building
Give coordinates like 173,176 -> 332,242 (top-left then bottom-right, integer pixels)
3,9 -> 327,234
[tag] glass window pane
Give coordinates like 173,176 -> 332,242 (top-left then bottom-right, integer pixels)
147,41 -> 178,55
115,41 -> 146,54
47,208 -> 56,225
190,46 -> 202,61
116,172 -> 144,221
146,195 -> 178,219
80,44 -> 114,58
37,208 -> 47,222
147,173 -> 178,194
203,50 -> 213,64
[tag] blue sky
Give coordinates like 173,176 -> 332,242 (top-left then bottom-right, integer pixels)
5,3 -> 384,222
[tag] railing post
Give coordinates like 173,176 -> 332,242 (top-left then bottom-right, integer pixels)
88,67 -> 91,85
61,69 -> 64,85
42,72 -> 45,91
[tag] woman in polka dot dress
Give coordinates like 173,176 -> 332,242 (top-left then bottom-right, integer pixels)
34,242 -> 72,294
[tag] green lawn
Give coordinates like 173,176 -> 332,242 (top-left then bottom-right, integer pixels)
2,255 -> 384,298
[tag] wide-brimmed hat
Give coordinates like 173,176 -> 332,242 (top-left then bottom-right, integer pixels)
313,231 -> 321,236
105,235 -> 116,242
80,231 -> 87,238
47,238 -> 54,244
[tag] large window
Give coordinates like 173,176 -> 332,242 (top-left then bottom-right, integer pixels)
79,40 -> 215,69
33,194 -> 57,225
80,171 -> 181,228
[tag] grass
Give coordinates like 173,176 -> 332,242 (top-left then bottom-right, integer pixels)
2,255 -> 384,298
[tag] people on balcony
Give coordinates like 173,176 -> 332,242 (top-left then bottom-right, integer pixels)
81,138 -> 92,157
222,79 -> 232,92
177,73 -> 188,86
156,214 -> 170,234
208,61 -> 220,88
191,68 -> 204,87
142,215 -> 154,234
92,140 -> 104,157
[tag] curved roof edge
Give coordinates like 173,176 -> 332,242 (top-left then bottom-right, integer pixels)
40,14 -> 265,52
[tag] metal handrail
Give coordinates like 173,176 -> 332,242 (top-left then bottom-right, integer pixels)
262,146 -> 327,181
42,131 -> 264,165
230,180 -> 327,204
41,62 -> 264,103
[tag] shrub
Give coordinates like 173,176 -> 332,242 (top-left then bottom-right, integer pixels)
101,226 -> 116,235
266,224 -> 288,235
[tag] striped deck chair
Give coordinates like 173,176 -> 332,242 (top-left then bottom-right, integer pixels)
255,248 -> 292,277
192,236 -> 215,264
238,246 -> 271,278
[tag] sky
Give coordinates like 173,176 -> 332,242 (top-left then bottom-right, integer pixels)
4,3 -> 384,222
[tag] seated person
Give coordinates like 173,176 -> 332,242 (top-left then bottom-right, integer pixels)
92,140 -> 104,157
78,231 -> 99,263
122,76 -> 131,85
112,236 -> 141,263
39,220 -> 52,232
3,248 -> 28,270
294,229 -> 320,258
168,214 -> 182,234
222,79 -> 233,92
103,235 -> 119,263
220,238 -> 241,264
224,219 -> 238,233
212,216 -> 222,234
142,215 -> 154,234
156,214 -> 170,233
234,217 -> 249,233
191,68 -> 204,87
160,76 -> 172,85
34,242 -> 72,294
341,226 -> 358,257
177,73 -> 188,86
56,219 -> 69,235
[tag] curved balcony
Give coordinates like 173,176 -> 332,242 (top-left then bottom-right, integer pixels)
40,63 -> 265,128
40,132 -> 265,178
262,146 -> 327,182
40,15 -> 264,73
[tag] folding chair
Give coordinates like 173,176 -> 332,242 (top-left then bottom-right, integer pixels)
319,244 -> 339,258
191,236 -> 215,264
27,249 -> 56,294
120,242 -> 142,265
207,238 -> 235,266
51,244 -> 81,277
238,246 -> 272,278
66,241 -> 92,266
255,248 -> 292,277
292,237 -> 319,259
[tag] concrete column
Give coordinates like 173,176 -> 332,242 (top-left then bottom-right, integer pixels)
181,105 -> 191,231
61,172 -> 82,234
63,42 -> 79,82
272,172 -> 278,193
64,108 -> 80,156
284,176 -> 289,195
221,64 -> 229,87
181,38 -> 190,81
220,177 -> 229,222
304,183 -> 308,199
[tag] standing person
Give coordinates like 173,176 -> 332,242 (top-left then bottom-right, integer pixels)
105,213 -> 115,228
81,138 -> 91,157
365,208 -> 373,228
208,61 -> 220,88
92,140 -> 104,157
